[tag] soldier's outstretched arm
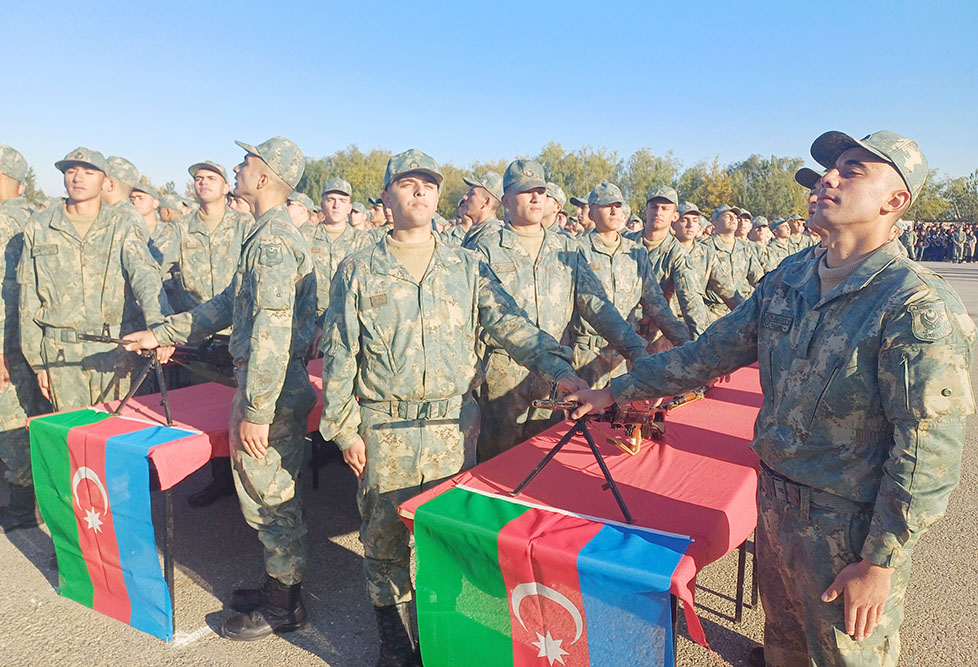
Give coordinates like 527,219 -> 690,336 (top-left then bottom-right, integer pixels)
573,252 -> 649,361
119,218 -> 173,325
635,253 -> 693,347
319,260 -> 363,451
869,286 -> 976,570
152,277 -> 234,346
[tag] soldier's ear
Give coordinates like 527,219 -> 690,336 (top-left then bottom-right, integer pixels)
881,189 -> 911,216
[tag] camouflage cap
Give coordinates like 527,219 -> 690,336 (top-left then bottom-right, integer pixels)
569,196 -> 588,207
770,217 -> 788,230
622,202 -> 631,218
678,201 -> 701,216
711,204 -> 739,222
545,182 -> 567,207
739,209 -> 753,219
368,197 -> 383,206
131,183 -> 160,200
463,172 -> 504,202
288,192 -> 315,211
234,136 -> 305,190
384,149 -> 443,189
55,147 -> 107,174
588,182 -> 626,207
503,159 -> 547,194
106,156 -> 139,187
810,129 -> 927,203
321,176 -> 353,197
787,214 -> 803,222
0,145 -> 29,183
646,185 -> 679,205
188,160 -> 229,183
753,216 -> 770,228
628,214 -> 643,225
794,167 -> 822,190
160,193 -> 184,211
352,201 -> 367,214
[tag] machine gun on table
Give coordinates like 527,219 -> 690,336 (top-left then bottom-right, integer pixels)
168,334 -> 235,387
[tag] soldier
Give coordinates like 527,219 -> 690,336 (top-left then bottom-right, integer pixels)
350,201 -> 370,231
303,177 -> 371,332
458,172 -> 504,249
125,136 -> 316,641
625,185 -> 711,341
131,183 -> 178,270
102,155 -> 140,209
571,182 -> 692,387
286,192 -> 315,229
318,149 -> 585,666
18,148 -> 171,411
787,214 -> 811,251
472,161 -> 653,461
951,224 -> 967,263
674,202 -> 744,324
747,216 -> 774,271
570,195 -> 590,231
767,218 -> 794,266
368,197 -> 386,226
569,130 -> 974,667
0,146 -> 48,532
898,220 -> 917,260
701,204 -> 764,317
159,194 -> 185,223
543,182 -> 568,234
736,208 -> 753,241
228,193 -> 252,214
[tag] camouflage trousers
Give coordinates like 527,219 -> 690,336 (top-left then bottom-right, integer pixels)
572,338 -> 626,389
229,363 -> 315,586
357,394 -> 478,606
477,350 -> 559,463
40,333 -> 134,412
0,351 -> 47,488
757,465 -> 908,667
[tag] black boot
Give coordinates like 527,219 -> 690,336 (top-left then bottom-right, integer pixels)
228,575 -> 272,613
188,459 -> 235,508
375,603 -> 420,667
221,577 -> 308,641
0,484 -> 43,533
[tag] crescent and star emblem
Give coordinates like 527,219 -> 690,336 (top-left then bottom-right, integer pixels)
71,467 -> 110,533
510,582 -> 584,665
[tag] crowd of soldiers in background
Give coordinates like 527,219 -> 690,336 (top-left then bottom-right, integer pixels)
906,221 -> 978,262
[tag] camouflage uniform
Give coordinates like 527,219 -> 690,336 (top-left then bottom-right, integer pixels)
153,200 -> 316,585
698,234 -> 763,319
472,222 -> 650,459
301,222 -> 371,326
610,131 -> 972,666
18,150 -> 171,411
767,236 -> 794,270
952,228 -> 967,262
461,217 -> 503,250
685,239 -> 744,324
320,230 -> 575,607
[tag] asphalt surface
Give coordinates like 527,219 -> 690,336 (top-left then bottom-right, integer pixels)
2,261 -> 977,666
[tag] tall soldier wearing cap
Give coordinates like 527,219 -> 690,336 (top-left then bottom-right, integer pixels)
102,155 -> 140,210
350,201 -> 370,231
747,216 -> 774,272
167,160 -> 254,508
0,146 -> 48,532
131,182 -> 178,272
673,201 -> 744,324
319,149 -> 585,665
542,182 -> 572,236
737,209 -> 754,241
566,130 -> 975,666
124,137 -> 317,640
457,171 -> 504,249
472,160 -> 653,460
785,214 -> 809,253
304,176 -> 370,336
767,217 -> 794,267
700,204 -> 764,319
570,182 -> 692,386
158,194 -> 185,223
18,147 -> 171,411
625,185 -> 711,341
287,192 -> 315,229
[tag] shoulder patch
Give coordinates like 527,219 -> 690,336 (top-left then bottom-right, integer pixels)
258,243 -> 283,266
909,302 -> 952,341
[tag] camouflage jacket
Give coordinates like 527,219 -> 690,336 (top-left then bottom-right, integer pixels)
152,203 -> 316,424
624,231 -> 711,336
611,240 -> 976,569
701,235 -> 764,300
319,234 -> 575,450
573,231 -> 692,347
685,239 -> 744,315
461,217 -> 503,250
0,198 -> 31,353
167,206 -> 254,312
472,224 -> 649,362
147,216 -> 180,273
441,223 -> 468,247
18,202 -> 171,370
301,222 -> 372,325
766,238 -> 794,271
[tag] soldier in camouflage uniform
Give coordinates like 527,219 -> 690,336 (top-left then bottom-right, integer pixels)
320,150 -> 585,666
675,201 -> 745,323
568,130 -> 974,667
286,192 -> 315,229
472,160 -> 653,461
126,137 -> 316,641
748,216 -> 774,272
303,177 -> 371,331
18,148 -> 171,412
350,201 -> 370,232
787,214 -> 811,252
624,185 -> 711,341
543,182 -> 572,237
571,182 -> 692,387
699,204 -> 765,319
102,155 -> 140,210
458,171 -> 504,249
130,182 -> 179,272
767,217 -> 794,267
0,146 -> 49,532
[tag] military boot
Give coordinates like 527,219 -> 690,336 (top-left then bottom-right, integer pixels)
0,484 -> 43,533
374,602 -> 420,667
188,459 -> 235,508
221,577 -> 307,641
228,575 -> 273,614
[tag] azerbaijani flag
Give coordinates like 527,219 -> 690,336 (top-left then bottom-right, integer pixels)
30,409 -> 196,641
414,486 -> 691,666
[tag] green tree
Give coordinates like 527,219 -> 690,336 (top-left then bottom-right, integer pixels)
728,154 -> 808,219
620,148 -> 681,215
675,162 -> 708,205
942,171 -> 978,223
694,157 -> 736,212
536,142 -> 621,202
905,169 -> 949,222
297,145 -> 391,207
23,166 -> 46,206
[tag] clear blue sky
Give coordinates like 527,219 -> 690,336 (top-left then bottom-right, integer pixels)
5,0 -> 977,195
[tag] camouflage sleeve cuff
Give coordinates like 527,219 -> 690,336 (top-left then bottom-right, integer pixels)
244,405 -> 275,425
609,373 -> 648,403
859,533 -> 909,569
332,431 -> 361,451
150,322 -> 176,347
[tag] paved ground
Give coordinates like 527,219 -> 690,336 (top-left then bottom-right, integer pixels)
2,261 -> 977,666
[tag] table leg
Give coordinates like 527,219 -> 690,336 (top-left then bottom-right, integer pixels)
671,593 -> 678,663
750,536 -> 759,607
735,539 -> 747,623
164,487 -> 175,630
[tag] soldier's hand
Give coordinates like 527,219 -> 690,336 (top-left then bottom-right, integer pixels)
555,373 -> 589,395
36,369 -> 50,400
239,421 -> 270,459
122,330 -> 160,352
156,346 -> 175,365
343,437 -> 367,478
0,354 -> 9,393
566,387 -> 616,419
821,558 -> 895,641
